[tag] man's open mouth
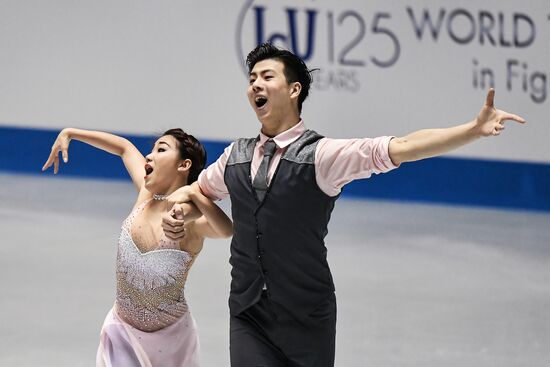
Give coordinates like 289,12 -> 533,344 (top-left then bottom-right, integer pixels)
145,164 -> 153,176
255,96 -> 268,108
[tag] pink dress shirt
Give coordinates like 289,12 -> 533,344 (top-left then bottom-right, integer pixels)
198,121 -> 398,199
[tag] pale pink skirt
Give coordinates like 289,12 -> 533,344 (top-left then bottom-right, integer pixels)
96,305 -> 200,367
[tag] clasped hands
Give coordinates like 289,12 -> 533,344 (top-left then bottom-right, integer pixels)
161,184 -> 197,240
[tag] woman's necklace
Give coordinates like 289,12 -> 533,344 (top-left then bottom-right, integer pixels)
153,194 -> 168,201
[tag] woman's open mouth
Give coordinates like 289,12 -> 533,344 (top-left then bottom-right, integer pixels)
144,164 -> 154,177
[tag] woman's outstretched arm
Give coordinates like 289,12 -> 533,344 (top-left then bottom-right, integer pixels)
42,128 -> 146,192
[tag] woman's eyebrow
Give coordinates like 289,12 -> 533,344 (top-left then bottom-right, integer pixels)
157,141 -> 171,148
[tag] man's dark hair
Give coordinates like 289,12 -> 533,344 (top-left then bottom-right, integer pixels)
162,128 -> 206,184
246,43 -> 313,114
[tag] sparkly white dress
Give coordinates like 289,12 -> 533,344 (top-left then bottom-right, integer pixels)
96,200 -> 200,367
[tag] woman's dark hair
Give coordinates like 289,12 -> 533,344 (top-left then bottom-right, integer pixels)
246,43 -> 314,113
162,128 -> 206,184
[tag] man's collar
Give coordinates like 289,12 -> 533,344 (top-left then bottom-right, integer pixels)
258,120 -> 307,149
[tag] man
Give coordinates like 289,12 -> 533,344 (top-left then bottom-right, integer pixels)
163,43 -> 525,366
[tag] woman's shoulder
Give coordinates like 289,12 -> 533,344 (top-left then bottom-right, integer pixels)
131,188 -> 154,211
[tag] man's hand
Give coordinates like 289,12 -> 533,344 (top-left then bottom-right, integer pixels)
162,204 -> 186,240
475,88 -> 526,137
389,89 -> 527,165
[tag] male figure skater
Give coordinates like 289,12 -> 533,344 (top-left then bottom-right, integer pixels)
163,43 -> 525,366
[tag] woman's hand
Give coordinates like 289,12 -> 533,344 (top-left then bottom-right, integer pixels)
42,128 -> 72,174
166,185 -> 195,204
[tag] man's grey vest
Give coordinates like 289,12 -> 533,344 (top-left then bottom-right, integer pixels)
224,130 -> 338,318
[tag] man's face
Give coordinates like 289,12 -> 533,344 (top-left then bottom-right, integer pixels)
247,59 -> 298,124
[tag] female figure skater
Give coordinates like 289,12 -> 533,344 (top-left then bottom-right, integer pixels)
42,127 -> 233,367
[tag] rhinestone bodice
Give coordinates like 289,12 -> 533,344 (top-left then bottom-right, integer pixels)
115,200 -> 195,332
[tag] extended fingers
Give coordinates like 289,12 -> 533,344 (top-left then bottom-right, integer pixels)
62,146 -> 69,163
479,90 -> 526,137
42,142 -> 69,172
42,152 -> 55,171
485,88 -> 495,108
54,156 -> 60,174
500,111 -> 526,124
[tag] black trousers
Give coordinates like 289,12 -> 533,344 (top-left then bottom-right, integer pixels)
230,291 -> 337,367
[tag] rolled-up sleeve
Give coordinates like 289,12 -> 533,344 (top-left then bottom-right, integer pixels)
315,136 -> 398,197
197,143 -> 234,201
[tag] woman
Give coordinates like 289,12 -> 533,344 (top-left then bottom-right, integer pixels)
42,127 -> 233,367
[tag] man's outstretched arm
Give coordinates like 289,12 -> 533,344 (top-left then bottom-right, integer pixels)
388,89 -> 526,166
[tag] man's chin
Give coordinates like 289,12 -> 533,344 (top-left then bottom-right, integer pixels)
255,109 -> 271,122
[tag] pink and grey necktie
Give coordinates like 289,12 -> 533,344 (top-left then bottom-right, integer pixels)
252,139 -> 277,202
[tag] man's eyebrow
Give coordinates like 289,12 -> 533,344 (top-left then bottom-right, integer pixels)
249,69 -> 275,77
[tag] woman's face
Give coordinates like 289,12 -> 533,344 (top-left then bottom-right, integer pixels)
144,135 -> 187,194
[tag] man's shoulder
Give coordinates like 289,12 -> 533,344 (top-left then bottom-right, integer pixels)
232,136 -> 258,144
282,130 -> 325,164
231,136 -> 258,150
226,136 -> 258,165
294,129 -> 325,147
